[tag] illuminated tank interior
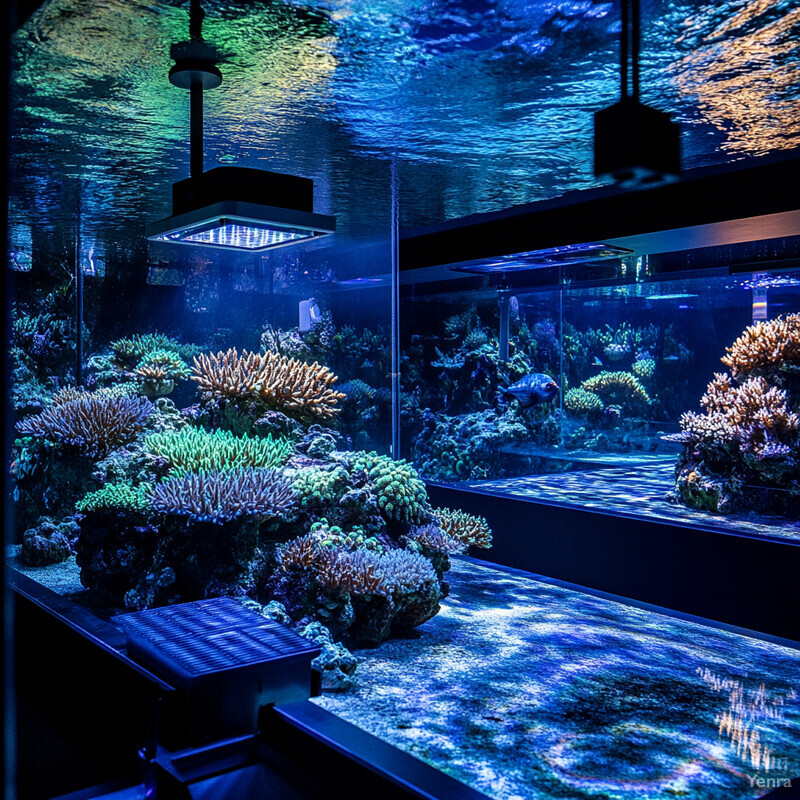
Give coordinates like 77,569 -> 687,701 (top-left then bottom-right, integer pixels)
5,1 -> 800,799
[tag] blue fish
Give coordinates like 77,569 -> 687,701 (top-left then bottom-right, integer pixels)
499,373 -> 559,408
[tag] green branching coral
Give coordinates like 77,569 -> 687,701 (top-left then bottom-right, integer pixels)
348,452 -> 429,524
76,483 -> 152,515
111,334 -> 201,367
136,349 -> 191,379
580,371 -> 650,410
564,387 -> 604,416
144,428 -> 293,476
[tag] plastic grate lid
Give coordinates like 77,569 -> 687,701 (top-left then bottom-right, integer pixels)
113,597 -> 319,678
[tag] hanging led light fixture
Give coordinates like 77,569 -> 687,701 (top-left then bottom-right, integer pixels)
146,0 -> 335,251
594,0 -> 680,188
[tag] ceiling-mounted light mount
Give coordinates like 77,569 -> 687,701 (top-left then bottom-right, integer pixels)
146,0 -> 335,251
594,0 -> 680,188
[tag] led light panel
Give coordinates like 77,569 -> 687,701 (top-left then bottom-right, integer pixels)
179,222 -> 310,250
448,243 -> 633,274
147,201 -> 335,252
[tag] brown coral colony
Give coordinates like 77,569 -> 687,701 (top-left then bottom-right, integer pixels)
191,348 -> 346,420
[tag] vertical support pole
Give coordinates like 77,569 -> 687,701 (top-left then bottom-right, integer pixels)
75,187 -> 84,386
390,153 -> 401,460
498,286 -> 511,363
190,78 -> 203,179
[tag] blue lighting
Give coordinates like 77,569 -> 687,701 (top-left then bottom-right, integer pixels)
179,222 -> 310,250
449,243 -> 633,274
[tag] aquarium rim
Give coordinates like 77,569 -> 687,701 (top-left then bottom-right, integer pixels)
399,150 -> 800,280
146,200 -> 336,251
426,480 -> 800,550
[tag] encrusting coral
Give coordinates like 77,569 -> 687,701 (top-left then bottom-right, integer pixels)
433,508 -> 493,550
144,427 -> 293,476
150,467 -> 295,523
191,348 -> 346,420
721,313 -> 800,377
17,391 -> 153,458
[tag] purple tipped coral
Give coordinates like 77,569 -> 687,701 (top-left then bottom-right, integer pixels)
151,467 -> 295,523
17,391 -> 153,458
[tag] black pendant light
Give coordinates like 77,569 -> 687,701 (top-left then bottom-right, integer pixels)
147,0 -> 335,251
594,0 -> 681,188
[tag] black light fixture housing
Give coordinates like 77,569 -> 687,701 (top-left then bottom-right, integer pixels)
146,0 -> 335,251
594,0 -> 680,188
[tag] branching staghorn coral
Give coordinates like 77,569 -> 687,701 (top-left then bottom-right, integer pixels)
17,391 -> 153,458
150,468 -> 295,523
191,348 -> 345,420
76,483 -> 152,515
434,507 -> 493,550
280,537 -> 436,597
144,428 -> 293,476
564,387 -> 604,416
410,523 -> 464,554
674,373 -> 799,455
581,371 -> 650,410
135,350 -> 191,395
111,333 -> 200,367
721,313 -> 800,377
348,452 -> 429,524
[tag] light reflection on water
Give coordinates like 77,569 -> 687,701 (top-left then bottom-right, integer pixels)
9,0 -> 800,241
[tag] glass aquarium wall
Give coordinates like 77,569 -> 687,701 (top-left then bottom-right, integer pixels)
8,160 -> 400,618
401,245 -> 800,542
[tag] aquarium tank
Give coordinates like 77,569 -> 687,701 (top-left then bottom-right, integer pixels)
401,239 -> 800,542
6,1 -> 800,799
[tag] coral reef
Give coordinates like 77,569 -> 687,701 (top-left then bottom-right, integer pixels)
580,371 -> 650,412
721,314 -> 800,378
191,348 -> 346,420
150,468 -> 295,523
17,390 -> 153,458
433,508 -> 493,550
144,428 -> 293,476
75,483 -> 153,515
670,318 -> 800,516
135,349 -> 191,396
21,517 -> 80,567
564,387 -> 604,417
346,452 -> 430,524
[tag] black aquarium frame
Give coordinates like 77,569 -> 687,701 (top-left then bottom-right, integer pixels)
427,483 -> 800,642
400,149 -> 800,644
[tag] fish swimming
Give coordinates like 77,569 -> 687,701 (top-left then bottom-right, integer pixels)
499,373 -> 559,408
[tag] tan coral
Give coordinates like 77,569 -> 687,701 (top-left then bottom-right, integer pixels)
191,348 -> 345,420
676,373 -> 799,453
721,313 -> 800,377
433,508 -> 493,550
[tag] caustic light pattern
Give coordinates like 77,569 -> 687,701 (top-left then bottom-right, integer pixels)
316,558 -> 800,800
